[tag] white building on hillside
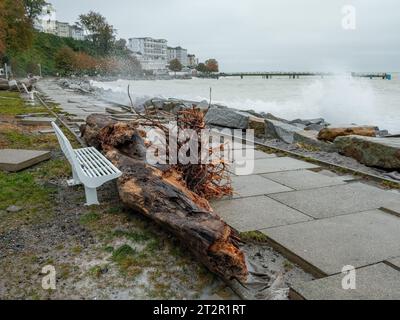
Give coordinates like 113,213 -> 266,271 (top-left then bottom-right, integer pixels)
128,37 -> 168,72
34,3 -> 86,41
187,54 -> 199,68
167,46 -> 188,67
70,26 -> 85,41
56,21 -> 70,38
34,4 -> 57,34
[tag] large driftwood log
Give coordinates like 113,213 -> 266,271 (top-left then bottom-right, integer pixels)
81,114 -> 248,282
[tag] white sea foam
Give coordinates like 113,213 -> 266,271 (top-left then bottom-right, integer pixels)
92,74 -> 400,133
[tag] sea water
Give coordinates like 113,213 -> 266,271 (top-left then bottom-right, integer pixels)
92,74 -> 400,134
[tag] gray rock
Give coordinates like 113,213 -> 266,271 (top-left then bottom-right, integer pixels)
6,205 -> 22,213
377,129 -> 390,137
265,119 -> 303,144
305,123 -> 327,131
293,130 -> 337,152
290,118 -> 325,126
263,113 -> 290,123
335,136 -> 400,170
205,106 -> 253,129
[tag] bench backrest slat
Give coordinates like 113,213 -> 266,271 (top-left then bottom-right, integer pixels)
51,122 -> 79,170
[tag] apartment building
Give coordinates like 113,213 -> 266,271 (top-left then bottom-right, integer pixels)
56,22 -> 70,38
70,26 -> 85,41
128,37 -> 168,72
167,46 -> 188,66
187,54 -> 199,68
34,4 -> 57,35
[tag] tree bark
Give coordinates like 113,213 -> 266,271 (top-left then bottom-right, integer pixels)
81,114 -> 248,282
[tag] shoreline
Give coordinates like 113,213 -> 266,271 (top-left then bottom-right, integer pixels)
54,77 -> 400,183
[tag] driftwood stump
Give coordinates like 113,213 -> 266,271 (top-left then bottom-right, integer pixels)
81,114 -> 248,282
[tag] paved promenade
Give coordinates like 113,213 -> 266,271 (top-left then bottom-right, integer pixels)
38,81 -> 400,299
212,148 -> 400,300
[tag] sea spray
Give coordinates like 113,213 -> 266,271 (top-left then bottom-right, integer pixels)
92,75 -> 399,133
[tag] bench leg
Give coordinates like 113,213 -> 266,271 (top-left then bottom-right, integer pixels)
67,170 -> 81,186
84,186 -> 99,206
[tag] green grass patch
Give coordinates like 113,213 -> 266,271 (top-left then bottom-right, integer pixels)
112,229 -> 152,243
239,231 -> 269,243
79,211 -> 101,225
33,159 -> 71,180
112,245 -> 136,262
0,128 -> 60,150
0,92 -> 48,116
0,171 -> 55,231
88,265 -> 104,279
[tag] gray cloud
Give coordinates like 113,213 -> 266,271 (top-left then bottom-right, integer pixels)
51,0 -> 400,72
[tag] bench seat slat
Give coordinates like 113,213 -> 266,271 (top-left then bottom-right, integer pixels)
86,147 -> 119,174
77,149 -> 109,176
74,147 -> 120,178
75,152 -> 99,178
79,148 -> 115,175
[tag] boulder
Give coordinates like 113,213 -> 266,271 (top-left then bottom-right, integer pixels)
318,126 -> 378,142
293,130 -> 337,152
263,113 -> 290,123
290,118 -> 325,126
205,106 -> 253,129
265,119 -> 303,144
334,136 -> 400,170
305,123 -> 327,131
247,116 -> 266,138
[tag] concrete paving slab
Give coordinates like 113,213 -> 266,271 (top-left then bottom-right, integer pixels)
232,157 -> 319,176
18,117 -> 56,126
269,183 -> 400,218
232,150 -> 277,160
262,210 -> 400,276
0,149 -> 51,172
290,263 -> 400,300
381,202 -> 400,216
316,169 -> 358,181
229,175 -> 293,198
386,257 -> 400,271
211,196 -> 312,232
262,170 -> 347,190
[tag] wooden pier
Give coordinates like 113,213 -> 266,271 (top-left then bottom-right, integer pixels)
217,72 -> 391,80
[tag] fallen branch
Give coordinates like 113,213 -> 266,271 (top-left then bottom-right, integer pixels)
81,114 -> 248,282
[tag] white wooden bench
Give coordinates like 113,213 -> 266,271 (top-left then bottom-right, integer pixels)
51,122 -> 122,205
21,83 -> 35,101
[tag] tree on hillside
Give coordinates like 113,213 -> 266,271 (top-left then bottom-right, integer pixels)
55,46 -> 76,75
77,11 -> 116,55
169,58 -> 183,76
0,1 -> 6,57
205,59 -> 219,73
196,62 -> 207,73
0,0 -> 33,61
23,0 -> 47,20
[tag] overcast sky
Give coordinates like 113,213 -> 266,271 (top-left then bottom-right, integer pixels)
51,0 -> 400,72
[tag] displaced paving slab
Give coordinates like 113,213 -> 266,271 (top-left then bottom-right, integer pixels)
232,157 -> 319,176
229,175 -> 292,198
18,117 -> 56,126
212,196 -> 312,232
0,149 -> 51,172
269,182 -> 400,218
263,170 -> 346,190
290,263 -> 400,300
262,210 -> 400,276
